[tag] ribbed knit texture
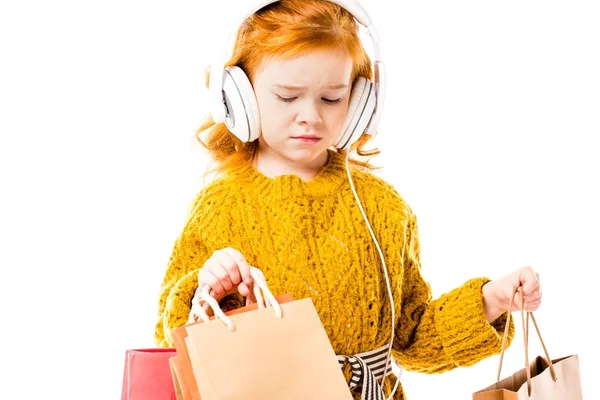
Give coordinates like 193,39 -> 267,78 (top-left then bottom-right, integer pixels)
155,150 -> 514,399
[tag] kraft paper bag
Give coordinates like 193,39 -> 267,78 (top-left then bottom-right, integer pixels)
171,291 -> 295,400
177,267 -> 353,400
186,298 -> 352,400
473,288 -> 582,399
169,356 -> 185,400
473,354 -> 581,400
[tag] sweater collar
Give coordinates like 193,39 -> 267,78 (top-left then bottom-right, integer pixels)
232,149 -> 348,199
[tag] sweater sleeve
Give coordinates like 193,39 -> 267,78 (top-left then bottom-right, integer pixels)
392,211 -> 515,373
154,217 -> 210,348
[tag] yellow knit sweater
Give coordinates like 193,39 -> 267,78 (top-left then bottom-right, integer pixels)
155,150 -> 514,399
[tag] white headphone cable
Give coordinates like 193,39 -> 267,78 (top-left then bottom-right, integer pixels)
344,151 -> 397,399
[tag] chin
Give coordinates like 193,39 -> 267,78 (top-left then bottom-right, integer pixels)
281,147 -> 329,165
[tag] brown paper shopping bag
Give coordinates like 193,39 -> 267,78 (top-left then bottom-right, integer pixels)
169,356 -> 185,400
171,292 -> 295,400
177,267 -> 353,400
473,288 -> 582,399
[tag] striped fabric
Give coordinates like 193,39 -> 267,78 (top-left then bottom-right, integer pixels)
337,345 -> 402,400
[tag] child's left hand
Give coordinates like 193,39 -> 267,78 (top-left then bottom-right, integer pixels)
482,266 -> 542,322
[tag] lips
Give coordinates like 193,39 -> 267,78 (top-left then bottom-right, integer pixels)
293,136 -> 320,139
291,136 -> 321,144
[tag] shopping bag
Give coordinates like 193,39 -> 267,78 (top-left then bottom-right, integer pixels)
171,290 -> 296,400
174,267 -> 353,400
121,348 -> 177,400
169,356 -> 185,400
473,354 -> 581,400
473,288 -> 582,399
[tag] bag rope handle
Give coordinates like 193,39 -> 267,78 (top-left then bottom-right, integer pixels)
188,266 -> 282,331
496,286 -> 557,394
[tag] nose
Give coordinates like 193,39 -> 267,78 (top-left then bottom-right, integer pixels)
296,99 -> 323,126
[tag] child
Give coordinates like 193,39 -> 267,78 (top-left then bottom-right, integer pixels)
155,0 -> 542,398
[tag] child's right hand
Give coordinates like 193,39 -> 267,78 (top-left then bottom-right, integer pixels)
198,247 -> 254,302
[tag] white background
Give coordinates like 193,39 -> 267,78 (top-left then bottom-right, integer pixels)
1,1 -> 598,399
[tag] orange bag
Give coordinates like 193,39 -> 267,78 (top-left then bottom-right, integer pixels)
170,293 -> 295,400
171,267 -> 352,399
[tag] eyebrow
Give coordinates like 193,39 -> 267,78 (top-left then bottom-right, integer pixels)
273,83 -> 349,90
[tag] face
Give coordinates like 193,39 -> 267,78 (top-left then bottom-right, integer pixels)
252,48 -> 353,169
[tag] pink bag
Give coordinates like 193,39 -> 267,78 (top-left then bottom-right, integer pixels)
121,348 -> 177,400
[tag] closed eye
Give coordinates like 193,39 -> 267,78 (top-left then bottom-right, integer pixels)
276,95 -> 296,103
276,95 -> 341,104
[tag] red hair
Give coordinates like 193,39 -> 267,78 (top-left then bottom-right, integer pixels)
196,0 -> 380,173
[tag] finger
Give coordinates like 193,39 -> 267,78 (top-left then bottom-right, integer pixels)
212,251 -> 236,290
523,288 -> 542,303
528,292 -> 542,310
512,289 -> 525,311
245,290 -> 257,306
520,267 -> 540,296
223,247 -> 253,286
200,270 -> 227,297
524,298 -> 541,312
218,251 -> 241,290
532,272 -> 542,301
238,282 -> 253,297
515,289 -> 543,312
524,287 -> 542,302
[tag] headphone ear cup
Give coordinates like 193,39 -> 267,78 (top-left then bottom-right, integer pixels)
335,77 -> 376,150
221,66 -> 261,142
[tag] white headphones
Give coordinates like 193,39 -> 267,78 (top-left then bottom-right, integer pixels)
209,0 -> 386,150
